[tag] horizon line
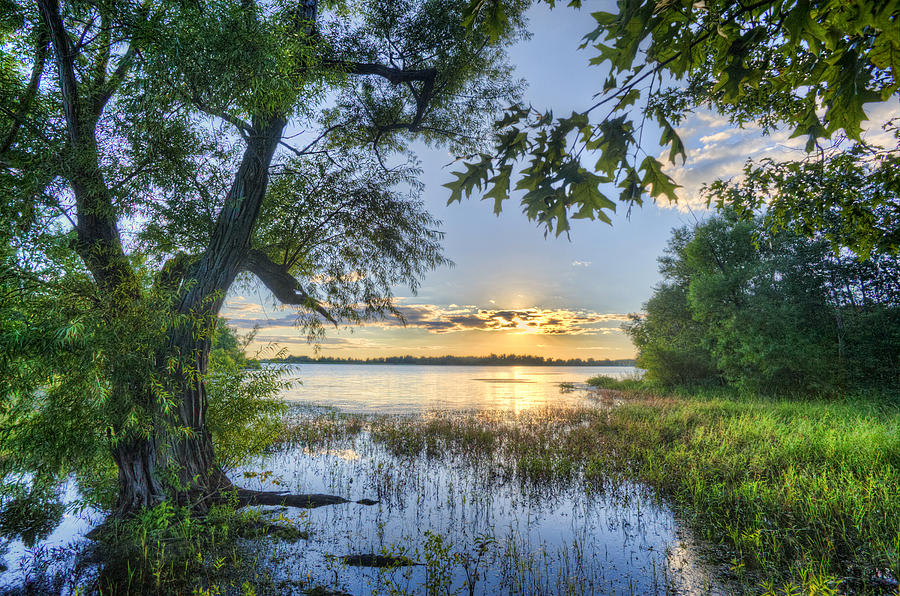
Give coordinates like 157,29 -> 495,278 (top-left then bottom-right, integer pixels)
259,353 -> 636,364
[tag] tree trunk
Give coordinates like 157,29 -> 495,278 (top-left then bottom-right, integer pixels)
164,325 -> 232,509
160,117 -> 287,508
169,377 -> 234,507
112,436 -> 166,514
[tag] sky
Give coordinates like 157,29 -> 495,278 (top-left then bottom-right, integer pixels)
221,3 -> 900,360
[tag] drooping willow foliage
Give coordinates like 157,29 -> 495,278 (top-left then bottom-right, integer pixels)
0,0 -> 528,510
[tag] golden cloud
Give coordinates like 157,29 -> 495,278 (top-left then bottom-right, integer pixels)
372,304 -> 630,336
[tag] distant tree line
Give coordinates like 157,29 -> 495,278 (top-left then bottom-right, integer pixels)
265,354 -> 636,367
628,211 -> 900,393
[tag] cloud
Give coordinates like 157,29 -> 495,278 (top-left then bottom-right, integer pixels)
222,296 -> 267,315
253,335 -> 388,350
223,314 -> 296,328
571,260 -> 592,267
660,102 -> 900,211
222,295 -> 632,339
368,304 -> 631,336
698,130 -> 737,145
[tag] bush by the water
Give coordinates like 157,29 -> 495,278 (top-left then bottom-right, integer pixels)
626,211 -> 900,393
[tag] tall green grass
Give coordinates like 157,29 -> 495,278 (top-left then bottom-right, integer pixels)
598,392 -> 899,593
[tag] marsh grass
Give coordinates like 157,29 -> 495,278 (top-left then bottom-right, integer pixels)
352,377 -> 899,594
6,385 -> 897,594
276,409 -> 366,451
253,406 -> 703,596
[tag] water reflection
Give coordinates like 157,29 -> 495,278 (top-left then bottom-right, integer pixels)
0,366 -> 732,595
277,364 -> 638,414
244,416 -> 729,595
0,478 -> 102,592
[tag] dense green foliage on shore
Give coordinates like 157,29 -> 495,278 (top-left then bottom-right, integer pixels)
267,354 -> 635,367
0,320 -> 293,592
206,324 -> 288,470
592,209 -> 900,591
626,211 -> 900,393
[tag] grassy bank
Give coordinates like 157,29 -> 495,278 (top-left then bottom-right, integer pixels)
360,383 -> 900,594
585,380 -> 900,594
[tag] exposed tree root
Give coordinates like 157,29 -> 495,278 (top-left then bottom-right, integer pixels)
236,519 -> 309,541
85,487 -> 377,542
236,488 -> 378,509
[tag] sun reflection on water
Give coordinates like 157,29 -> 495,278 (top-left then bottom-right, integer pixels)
277,364 -> 639,414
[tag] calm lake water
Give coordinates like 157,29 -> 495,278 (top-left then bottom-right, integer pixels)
276,364 -> 639,413
0,365 -> 732,595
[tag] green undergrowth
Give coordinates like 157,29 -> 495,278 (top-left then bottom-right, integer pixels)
592,381 -> 899,594
356,383 -> 900,594
3,495 -> 319,595
86,497 -> 311,595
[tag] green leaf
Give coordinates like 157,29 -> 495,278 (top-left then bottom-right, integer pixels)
822,49 -> 882,140
660,121 -> 686,165
461,0 -> 507,42
618,168 -> 642,206
444,156 -> 492,204
495,106 -> 530,129
521,182 -> 560,220
640,156 -> 680,203
789,107 -> 828,152
589,115 -> 633,177
565,165 -> 615,222
484,164 -> 513,215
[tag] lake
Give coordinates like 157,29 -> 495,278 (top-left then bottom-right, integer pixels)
275,364 -> 639,413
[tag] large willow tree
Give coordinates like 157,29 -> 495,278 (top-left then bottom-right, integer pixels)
0,0 -> 526,513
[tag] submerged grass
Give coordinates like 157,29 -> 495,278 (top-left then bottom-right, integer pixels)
0,493 -> 321,595
81,498 -> 311,595
355,383 -> 900,594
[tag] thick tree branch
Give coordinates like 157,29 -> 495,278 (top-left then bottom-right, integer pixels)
243,248 -> 336,325
37,0 -> 83,142
342,62 -> 437,134
410,70 -> 435,130
91,41 -> 137,114
38,0 -> 131,292
0,27 -> 49,154
91,12 -> 112,98
191,93 -> 253,134
339,61 -> 436,86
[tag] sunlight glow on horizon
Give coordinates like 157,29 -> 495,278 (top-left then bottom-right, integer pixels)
222,295 -> 638,360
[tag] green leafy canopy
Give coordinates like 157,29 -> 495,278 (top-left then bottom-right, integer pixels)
449,0 -> 899,250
